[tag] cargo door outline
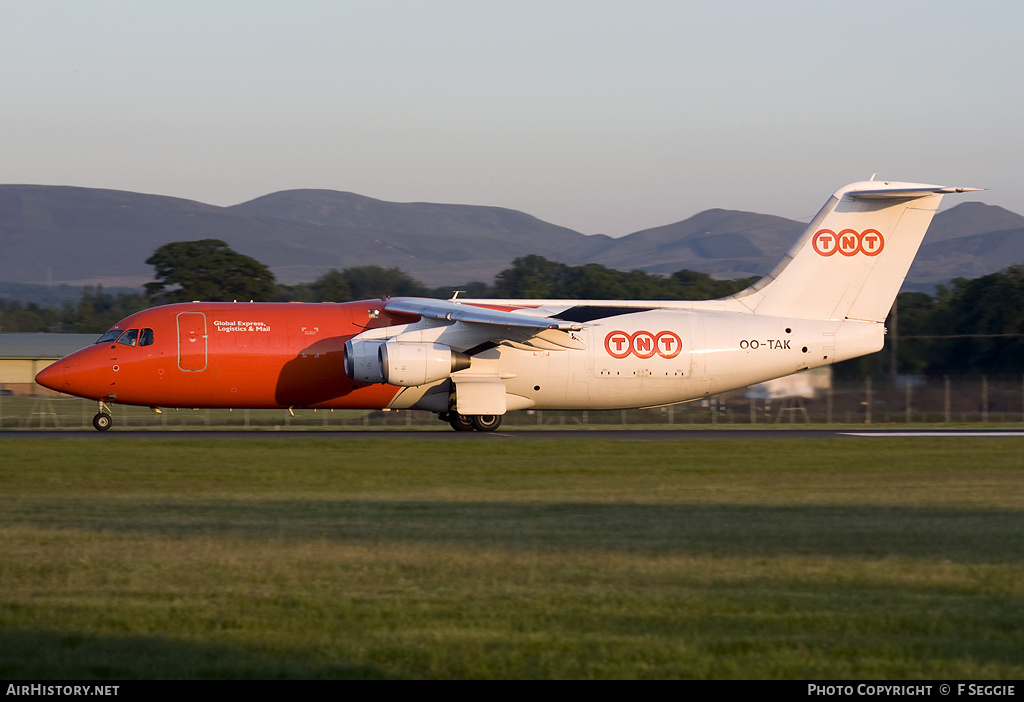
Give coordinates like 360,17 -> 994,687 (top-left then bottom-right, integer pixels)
177,312 -> 208,372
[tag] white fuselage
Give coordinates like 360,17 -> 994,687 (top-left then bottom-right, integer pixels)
384,308 -> 883,412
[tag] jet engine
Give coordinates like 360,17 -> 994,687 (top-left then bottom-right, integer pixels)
344,339 -> 384,383
344,339 -> 471,387
378,341 -> 471,387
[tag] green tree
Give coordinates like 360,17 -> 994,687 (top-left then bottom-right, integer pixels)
886,292 -> 938,375
425,281 -> 493,300
58,286 -> 148,333
491,255 -> 758,301
272,283 -> 314,302
493,255 -> 568,298
73,289 -> 99,331
669,270 -> 758,300
310,269 -> 353,302
343,266 -> 427,300
929,266 -> 1024,375
564,263 -> 629,299
144,240 -> 276,303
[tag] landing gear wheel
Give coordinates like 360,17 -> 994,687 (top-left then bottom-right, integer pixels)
92,413 -> 112,432
471,414 -> 502,432
447,413 -> 474,432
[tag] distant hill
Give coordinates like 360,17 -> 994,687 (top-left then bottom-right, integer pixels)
230,189 -> 596,284
919,202 -> 1024,243
580,209 -> 804,279
0,184 -> 1020,292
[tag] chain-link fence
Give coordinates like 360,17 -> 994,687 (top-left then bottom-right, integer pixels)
684,375 -> 1024,425
5,375 -> 1024,430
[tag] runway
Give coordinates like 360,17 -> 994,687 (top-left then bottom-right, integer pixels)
4,429 -> 1024,440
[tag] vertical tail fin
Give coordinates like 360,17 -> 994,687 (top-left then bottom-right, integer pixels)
728,181 -> 978,322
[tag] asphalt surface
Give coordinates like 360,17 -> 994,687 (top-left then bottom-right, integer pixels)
4,429 -> 1024,440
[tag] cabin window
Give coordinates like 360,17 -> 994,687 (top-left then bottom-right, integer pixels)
116,329 -> 139,347
139,328 -> 155,346
96,330 -> 123,344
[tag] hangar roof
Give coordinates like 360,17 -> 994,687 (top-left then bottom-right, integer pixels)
0,333 -> 98,359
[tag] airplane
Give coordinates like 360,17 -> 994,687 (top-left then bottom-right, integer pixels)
35,180 -> 978,432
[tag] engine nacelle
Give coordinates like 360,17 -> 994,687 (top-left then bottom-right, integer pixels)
379,341 -> 471,387
344,339 -> 384,383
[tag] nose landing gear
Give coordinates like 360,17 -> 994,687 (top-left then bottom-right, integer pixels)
92,400 -> 113,431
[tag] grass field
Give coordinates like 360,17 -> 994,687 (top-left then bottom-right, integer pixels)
1,435 -> 1022,679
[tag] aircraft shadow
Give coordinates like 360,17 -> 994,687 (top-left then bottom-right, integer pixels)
273,337 -> 351,407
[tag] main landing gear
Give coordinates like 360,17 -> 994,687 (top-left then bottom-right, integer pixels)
440,411 -> 502,432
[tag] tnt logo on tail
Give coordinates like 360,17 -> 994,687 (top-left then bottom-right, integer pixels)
812,229 -> 884,257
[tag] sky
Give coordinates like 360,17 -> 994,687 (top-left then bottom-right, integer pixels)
1,0 -> 1021,236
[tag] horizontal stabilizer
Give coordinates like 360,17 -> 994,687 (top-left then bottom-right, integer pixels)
849,185 -> 982,200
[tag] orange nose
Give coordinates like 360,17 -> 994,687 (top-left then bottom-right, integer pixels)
35,361 -> 65,392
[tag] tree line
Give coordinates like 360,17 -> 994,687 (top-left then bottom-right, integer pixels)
882,265 -> 1024,378
2,239 -> 1024,377
0,241 -> 757,333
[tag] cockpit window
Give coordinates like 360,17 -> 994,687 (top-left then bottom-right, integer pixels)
116,329 -> 139,347
97,330 -> 122,344
139,328 -> 155,346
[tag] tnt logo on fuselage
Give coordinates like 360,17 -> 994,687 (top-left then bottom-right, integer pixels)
604,330 -> 682,359
812,229 -> 884,257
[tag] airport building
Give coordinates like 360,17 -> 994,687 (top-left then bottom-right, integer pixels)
0,333 -> 96,395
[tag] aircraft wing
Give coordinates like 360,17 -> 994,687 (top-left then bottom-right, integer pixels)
384,297 -> 585,331
383,297 -> 587,351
